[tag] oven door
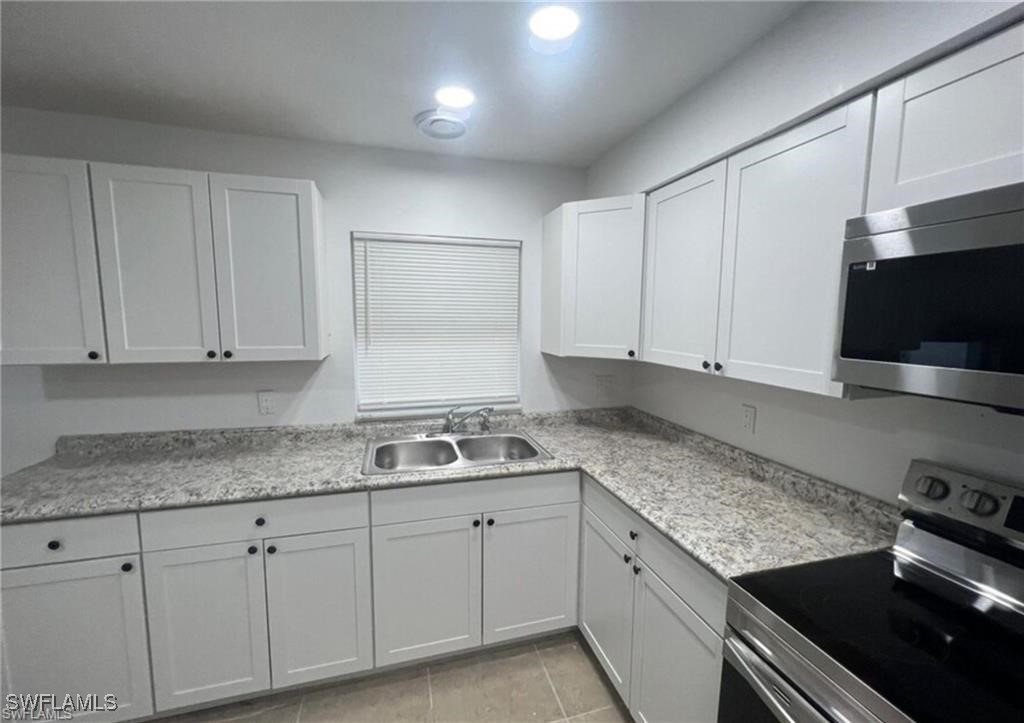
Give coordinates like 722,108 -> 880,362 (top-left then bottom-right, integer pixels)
718,632 -> 831,723
834,208 -> 1024,410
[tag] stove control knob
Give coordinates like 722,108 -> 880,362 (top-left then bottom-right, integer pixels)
960,489 -> 999,517
915,475 -> 950,501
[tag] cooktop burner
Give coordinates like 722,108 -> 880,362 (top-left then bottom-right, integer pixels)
734,549 -> 1024,722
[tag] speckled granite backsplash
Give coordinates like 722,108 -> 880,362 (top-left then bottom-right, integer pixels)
2,407 -> 899,579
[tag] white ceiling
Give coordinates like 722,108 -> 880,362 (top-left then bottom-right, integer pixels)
1,2 -> 800,167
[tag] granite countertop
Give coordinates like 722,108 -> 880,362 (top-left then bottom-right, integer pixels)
0,408 -> 899,580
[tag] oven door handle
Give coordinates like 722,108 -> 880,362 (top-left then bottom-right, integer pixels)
723,632 -> 831,723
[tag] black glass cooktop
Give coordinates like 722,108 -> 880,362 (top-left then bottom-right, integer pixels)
734,550 -> 1024,723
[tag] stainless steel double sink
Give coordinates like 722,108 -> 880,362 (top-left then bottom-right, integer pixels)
362,430 -> 552,475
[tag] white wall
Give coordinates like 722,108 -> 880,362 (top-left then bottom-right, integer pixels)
1,107 -> 631,473
587,2 -> 1024,502
634,365 -> 1024,503
587,1 -> 1023,196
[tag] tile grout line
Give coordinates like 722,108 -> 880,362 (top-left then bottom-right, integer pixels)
426,665 -> 434,711
535,643 -> 569,723
565,705 -> 614,722
294,694 -> 305,723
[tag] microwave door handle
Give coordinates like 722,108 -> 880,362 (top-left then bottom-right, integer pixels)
723,634 -> 832,723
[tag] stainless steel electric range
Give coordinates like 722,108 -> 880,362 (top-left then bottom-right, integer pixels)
718,460 -> 1024,723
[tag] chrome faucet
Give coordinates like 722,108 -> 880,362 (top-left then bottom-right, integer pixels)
442,405 -> 494,434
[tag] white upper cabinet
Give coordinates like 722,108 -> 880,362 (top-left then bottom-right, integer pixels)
1,155 -> 107,365
541,194 -> 645,360
91,163 -> 222,363
3,157 -> 328,365
715,95 -> 872,396
210,174 -> 328,361
868,23 -> 1024,212
641,161 -> 727,372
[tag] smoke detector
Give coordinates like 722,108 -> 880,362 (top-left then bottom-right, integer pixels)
414,109 -> 467,140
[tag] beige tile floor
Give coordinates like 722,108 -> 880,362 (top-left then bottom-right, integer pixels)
166,632 -> 630,723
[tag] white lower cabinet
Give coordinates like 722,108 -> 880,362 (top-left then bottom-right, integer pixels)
483,503 -> 579,644
580,502 -> 726,722
0,555 -> 153,722
265,529 -> 374,687
144,541 -> 271,711
372,514 -> 483,666
579,508 -> 636,702
629,564 -> 723,723
2,477 -> 728,722
370,475 -> 582,666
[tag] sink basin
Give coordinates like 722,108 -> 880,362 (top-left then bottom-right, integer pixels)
457,435 -> 540,462
362,430 -> 552,475
372,439 -> 459,471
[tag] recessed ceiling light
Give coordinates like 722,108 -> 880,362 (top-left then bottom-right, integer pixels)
529,5 -> 580,41
434,85 -> 475,109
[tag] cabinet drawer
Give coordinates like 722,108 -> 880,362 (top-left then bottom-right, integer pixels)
582,475 -> 645,552
583,475 -> 727,634
636,523 -> 727,635
2,514 -> 139,568
371,471 -> 580,525
140,493 -> 368,551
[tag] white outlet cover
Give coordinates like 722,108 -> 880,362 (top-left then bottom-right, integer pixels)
257,391 -> 276,416
594,374 -> 616,401
741,404 -> 757,434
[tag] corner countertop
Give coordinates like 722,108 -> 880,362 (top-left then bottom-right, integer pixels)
0,408 -> 898,580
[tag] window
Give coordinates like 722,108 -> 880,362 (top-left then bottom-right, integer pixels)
352,232 -> 521,414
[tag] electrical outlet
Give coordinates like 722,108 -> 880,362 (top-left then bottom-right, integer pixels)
257,391 -> 276,416
741,404 -> 757,435
594,374 -> 616,402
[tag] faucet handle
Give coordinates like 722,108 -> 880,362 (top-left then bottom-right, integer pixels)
442,405 -> 462,433
480,408 -> 492,433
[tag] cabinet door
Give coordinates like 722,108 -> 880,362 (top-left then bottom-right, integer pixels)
144,541 -> 270,711
641,161 -> 727,372
563,194 -> 645,359
265,529 -> 373,687
1,155 -> 107,365
1,556 -> 152,722
210,174 -> 326,361
629,564 -> 723,723
868,23 -> 1024,212
579,507 -> 635,703
482,503 -> 579,644
91,163 -> 221,363
716,95 -> 872,396
372,514 -> 482,666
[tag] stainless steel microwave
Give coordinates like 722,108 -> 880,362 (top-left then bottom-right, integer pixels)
835,183 -> 1024,411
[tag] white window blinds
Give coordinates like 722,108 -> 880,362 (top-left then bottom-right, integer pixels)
352,233 -> 521,413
